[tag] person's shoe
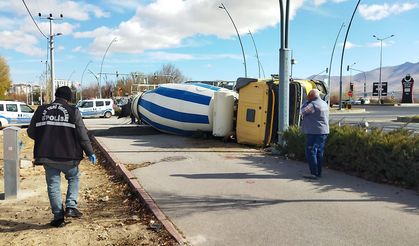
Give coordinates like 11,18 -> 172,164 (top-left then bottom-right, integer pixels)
50,218 -> 65,227
65,207 -> 83,218
303,174 -> 318,180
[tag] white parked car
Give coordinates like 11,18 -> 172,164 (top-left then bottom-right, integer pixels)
0,101 -> 34,128
76,99 -> 115,118
360,98 -> 370,104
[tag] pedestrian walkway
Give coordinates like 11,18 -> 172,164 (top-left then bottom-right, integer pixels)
86,117 -> 419,246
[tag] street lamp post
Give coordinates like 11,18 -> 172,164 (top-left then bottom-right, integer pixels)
338,0 -> 361,110
99,37 -> 118,99
88,69 -> 100,97
41,60 -> 48,104
219,3 -> 247,78
248,30 -> 264,78
80,60 -> 92,100
373,34 -> 394,104
327,22 -> 345,105
347,62 -> 356,84
349,67 -> 367,98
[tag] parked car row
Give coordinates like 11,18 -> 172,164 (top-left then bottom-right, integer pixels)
342,98 -> 370,105
0,98 -> 118,129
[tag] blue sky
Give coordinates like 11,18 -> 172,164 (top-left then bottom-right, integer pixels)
1,0 -> 418,87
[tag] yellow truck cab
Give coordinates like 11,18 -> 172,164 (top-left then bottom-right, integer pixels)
235,76 -> 328,146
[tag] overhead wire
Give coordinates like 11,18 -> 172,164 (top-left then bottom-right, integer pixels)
21,0 -> 48,39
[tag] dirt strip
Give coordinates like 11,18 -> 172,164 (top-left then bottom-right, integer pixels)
91,135 -> 188,245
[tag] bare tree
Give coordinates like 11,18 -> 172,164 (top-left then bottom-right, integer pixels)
151,63 -> 186,84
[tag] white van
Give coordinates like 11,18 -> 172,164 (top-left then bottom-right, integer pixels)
0,101 -> 35,128
76,99 -> 115,118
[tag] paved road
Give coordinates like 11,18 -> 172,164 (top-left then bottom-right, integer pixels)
331,104 -> 419,132
85,117 -> 419,246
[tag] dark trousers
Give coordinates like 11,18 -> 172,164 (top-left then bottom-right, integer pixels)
305,134 -> 328,177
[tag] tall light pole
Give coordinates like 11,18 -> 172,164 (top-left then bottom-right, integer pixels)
338,0 -> 361,110
39,13 -> 63,102
278,0 -> 291,144
88,69 -> 100,97
219,3 -> 247,78
41,60 -> 48,104
327,22 -> 345,105
80,60 -> 92,101
347,62 -> 356,84
349,67 -> 367,98
248,30 -> 264,78
66,70 -> 75,83
373,34 -> 394,104
99,37 -> 118,99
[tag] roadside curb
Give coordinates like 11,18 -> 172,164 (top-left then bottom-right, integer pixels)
330,108 -> 366,114
396,116 -> 419,123
90,135 -> 187,245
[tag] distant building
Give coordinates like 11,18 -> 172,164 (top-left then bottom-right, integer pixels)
10,83 -> 31,95
10,83 -> 42,94
55,79 -> 76,89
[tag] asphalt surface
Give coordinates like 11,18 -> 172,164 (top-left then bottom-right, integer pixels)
330,104 -> 419,132
85,117 -> 419,246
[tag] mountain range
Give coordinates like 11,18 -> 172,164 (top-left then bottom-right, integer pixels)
307,61 -> 419,98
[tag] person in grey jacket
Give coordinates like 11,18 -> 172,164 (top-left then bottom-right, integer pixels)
27,86 -> 97,227
300,89 -> 329,179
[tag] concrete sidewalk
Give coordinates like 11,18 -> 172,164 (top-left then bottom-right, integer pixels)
86,117 -> 419,246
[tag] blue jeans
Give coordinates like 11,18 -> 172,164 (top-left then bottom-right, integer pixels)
305,134 -> 328,177
44,164 -> 80,220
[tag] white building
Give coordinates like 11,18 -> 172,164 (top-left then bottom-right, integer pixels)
55,79 -> 76,89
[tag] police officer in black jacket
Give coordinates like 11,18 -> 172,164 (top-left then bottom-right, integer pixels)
27,86 -> 97,227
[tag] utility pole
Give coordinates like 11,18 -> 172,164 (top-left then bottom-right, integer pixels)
39,13 -> 63,102
278,0 -> 291,145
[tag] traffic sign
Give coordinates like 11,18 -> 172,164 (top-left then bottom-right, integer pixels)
372,82 -> 388,96
348,91 -> 353,97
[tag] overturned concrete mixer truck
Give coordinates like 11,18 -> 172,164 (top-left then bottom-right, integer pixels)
130,76 -> 328,146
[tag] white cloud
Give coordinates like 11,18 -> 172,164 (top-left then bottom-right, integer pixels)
339,41 -> 361,49
0,31 -> 43,56
314,0 -> 328,6
0,0 -> 109,21
0,1 -> 102,56
0,16 -> 15,29
145,52 -> 242,62
368,40 -> 395,48
312,0 -> 348,6
76,0 -> 304,55
72,46 -> 82,52
20,18 -> 78,37
359,3 -> 418,21
147,52 -> 194,61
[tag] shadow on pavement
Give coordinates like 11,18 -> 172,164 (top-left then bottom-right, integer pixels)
0,219 -> 51,232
